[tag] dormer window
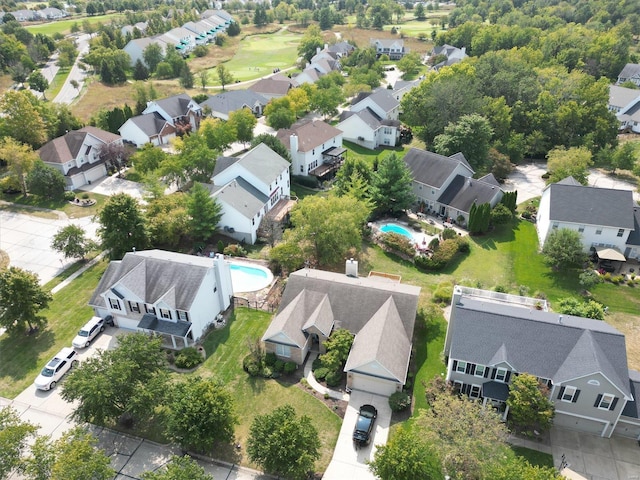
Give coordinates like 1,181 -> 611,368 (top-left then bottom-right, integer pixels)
159,308 -> 172,320
109,298 -> 121,310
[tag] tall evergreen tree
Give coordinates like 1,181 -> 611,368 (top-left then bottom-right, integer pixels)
187,183 -> 223,243
371,153 -> 416,216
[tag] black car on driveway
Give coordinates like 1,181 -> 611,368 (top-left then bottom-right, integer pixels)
353,404 -> 377,447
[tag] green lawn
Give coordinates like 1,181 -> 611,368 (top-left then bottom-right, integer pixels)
45,66 -> 70,100
25,13 -> 124,36
194,308 -> 342,472
0,259 -> 108,398
511,446 -> 555,468
207,31 -> 301,85
343,140 -> 407,169
0,191 -> 108,219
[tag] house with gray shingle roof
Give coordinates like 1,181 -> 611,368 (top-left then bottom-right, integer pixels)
609,85 -> 640,133
617,63 -> 640,87
38,126 -> 122,190
537,178 -> 638,259
370,38 -> 408,60
248,75 -> 295,99
403,147 -> 503,224
262,261 -> 421,396
123,36 -> 169,67
446,285 -> 640,438
429,44 -> 468,70
199,89 -> 268,121
276,119 -> 345,178
89,250 -> 233,348
207,143 -> 291,244
118,112 -> 177,147
143,93 -> 202,131
336,108 -> 401,150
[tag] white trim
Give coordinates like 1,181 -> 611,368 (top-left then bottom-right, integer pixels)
469,384 -> 481,398
597,393 -> 615,410
456,360 -> 467,373
559,372 -> 631,400
556,410 -> 609,437
561,386 -> 577,402
474,364 -> 486,378
495,367 -> 508,383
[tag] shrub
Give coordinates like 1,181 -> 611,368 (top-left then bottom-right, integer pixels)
494,285 -> 506,293
381,232 -> 415,257
217,240 -> 225,252
223,244 -> 247,257
521,211 -> 532,219
274,359 -> 285,373
174,347 -> 203,369
193,45 -> 208,57
300,378 -> 309,387
611,275 -> 624,284
82,193 -> 90,199
456,237 -> 470,253
243,354 -> 261,376
261,366 -> 274,378
264,352 -> 277,366
415,255 -> 445,271
432,238 -> 459,264
64,191 -> 76,201
389,391 -> 411,412
441,228 -> 457,240
627,279 -> 635,287
325,371 -> 342,387
312,357 -> 323,370
602,272 -> 612,282
490,203 -> 513,224
292,175 -> 319,189
579,269 -> 602,289
314,367 -> 329,381
433,282 -> 453,304
428,237 -> 440,250
284,361 -> 297,374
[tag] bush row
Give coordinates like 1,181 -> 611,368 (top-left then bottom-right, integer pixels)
415,237 -> 469,271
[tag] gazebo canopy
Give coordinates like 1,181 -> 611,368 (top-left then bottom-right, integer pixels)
596,247 -> 626,262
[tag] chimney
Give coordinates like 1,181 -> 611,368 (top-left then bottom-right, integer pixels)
345,258 -> 358,278
290,133 -> 298,153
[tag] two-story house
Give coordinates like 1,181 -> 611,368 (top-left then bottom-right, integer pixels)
617,63 -> 640,87
206,143 -> 292,244
38,126 -> 123,190
445,285 -> 640,439
276,120 -> 345,179
370,38 -> 408,60
199,89 -> 269,121
336,89 -> 401,150
403,147 -> 504,225
123,36 -> 169,67
248,75 -> 296,100
537,177 -> 638,259
429,44 -> 468,70
608,85 -> 640,133
88,250 -> 234,348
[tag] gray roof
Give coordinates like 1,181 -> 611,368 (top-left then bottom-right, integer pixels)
618,63 -> 640,80
212,156 -> 240,177
89,250 -> 216,311
207,177 -> 268,220
38,127 -> 120,164
622,370 -> 640,418
546,182 -> 635,229
327,41 -> 355,55
262,269 -> 420,382
234,143 -> 290,185
482,381 -> 510,401
626,207 -> 640,246
200,90 -> 268,116
148,93 -> 197,119
249,78 -> 292,96
351,89 -> 399,114
126,112 -> 170,136
276,120 -> 342,152
403,147 -> 473,189
448,296 -> 631,397
138,313 -> 191,337
477,173 -> 501,187
437,174 -> 502,214
609,85 -> 640,109
338,108 -> 399,131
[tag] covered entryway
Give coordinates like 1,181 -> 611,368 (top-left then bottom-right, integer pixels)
349,372 -> 398,397
553,413 -> 607,436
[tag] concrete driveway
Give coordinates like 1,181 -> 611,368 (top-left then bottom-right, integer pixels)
550,427 -> 640,480
323,390 -> 391,480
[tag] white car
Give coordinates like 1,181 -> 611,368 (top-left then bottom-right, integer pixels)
34,347 -> 78,391
72,316 -> 106,348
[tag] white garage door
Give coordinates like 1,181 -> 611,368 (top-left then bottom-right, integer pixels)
114,316 -> 139,331
85,165 -> 107,183
554,414 -> 606,436
351,373 -> 398,396
614,421 -> 640,439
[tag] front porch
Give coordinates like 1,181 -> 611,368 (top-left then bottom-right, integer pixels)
137,313 -> 193,349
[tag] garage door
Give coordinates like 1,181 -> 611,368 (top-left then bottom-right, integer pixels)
553,413 -> 606,436
613,420 -> 640,439
114,316 -> 139,331
350,373 -> 398,396
85,165 -> 107,183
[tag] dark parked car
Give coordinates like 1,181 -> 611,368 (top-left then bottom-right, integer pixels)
353,404 -> 377,446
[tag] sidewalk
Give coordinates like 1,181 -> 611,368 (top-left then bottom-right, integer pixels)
303,352 -> 350,401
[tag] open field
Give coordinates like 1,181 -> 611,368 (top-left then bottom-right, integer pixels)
25,13 -> 124,36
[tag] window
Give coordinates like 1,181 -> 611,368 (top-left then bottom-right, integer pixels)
596,229 -> 602,235
474,365 -> 486,378
144,304 -> 156,315
452,381 -> 463,394
159,308 -> 172,320
455,361 -> 467,373
560,386 -> 578,403
108,298 -> 121,310
300,165 -> 304,173
177,311 -> 189,321
276,344 -> 291,358
495,368 -> 508,382
552,222 -> 559,230
617,229 -> 624,237
128,301 -> 140,313
578,225 -> 585,233
597,394 -> 615,410
469,385 -> 481,398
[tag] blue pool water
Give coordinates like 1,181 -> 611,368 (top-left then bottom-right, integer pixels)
380,223 -> 414,240
229,263 -> 273,293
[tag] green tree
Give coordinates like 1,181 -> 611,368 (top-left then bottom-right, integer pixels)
217,64 -> 234,91
417,390 -> 509,479
320,328 -> 353,370
0,407 -> 37,479
309,85 -> 344,119
172,133 -> 217,184
248,404 -> 321,480
198,69 -> 208,90
199,117 -> 237,151
507,373 -> 555,436
97,193 -> 149,260
26,160 -> 66,200
369,427 -> 444,480
0,91 -> 47,149
542,228 -> 586,269
165,377 -> 237,452
133,59 -> 150,81
179,63 -> 194,89
228,107 -> 256,145
146,192 -> 190,249
414,3 -> 425,19
27,71 -> 49,99
433,114 -> 494,172
546,147 -> 592,185
56,39 -> 78,68
253,4 -> 268,26
141,455 -> 213,480
397,52 -> 423,77
264,97 -> 296,129
0,267 -> 51,334
187,183 -> 223,243
490,203 -> 513,225
20,435 -> 55,480
556,297 -> 605,320
484,454 -> 562,480
371,152 -> 416,216
297,24 -> 323,62
334,157 -> 373,197
131,142 -> 167,174
468,202 -> 491,234
61,333 -> 169,425
51,224 -> 97,261
250,133 -> 291,161
611,142 -> 637,173
143,42 -> 164,73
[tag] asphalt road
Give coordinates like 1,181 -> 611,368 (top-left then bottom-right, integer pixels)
53,33 -> 91,105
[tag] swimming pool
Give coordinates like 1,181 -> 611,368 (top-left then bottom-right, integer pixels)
230,262 -> 274,293
379,223 -> 414,240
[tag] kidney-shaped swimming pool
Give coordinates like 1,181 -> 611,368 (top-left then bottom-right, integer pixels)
229,262 -> 274,293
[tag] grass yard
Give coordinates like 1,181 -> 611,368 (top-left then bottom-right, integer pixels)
343,140 -> 407,169
204,30 -> 301,85
0,259 -> 108,398
45,66 -> 70,100
25,13 -> 124,36
0,191 -> 108,218
511,446 -> 555,468
195,308 -> 342,472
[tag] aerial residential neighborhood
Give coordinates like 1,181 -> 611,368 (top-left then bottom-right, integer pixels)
1,1 -> 640,479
